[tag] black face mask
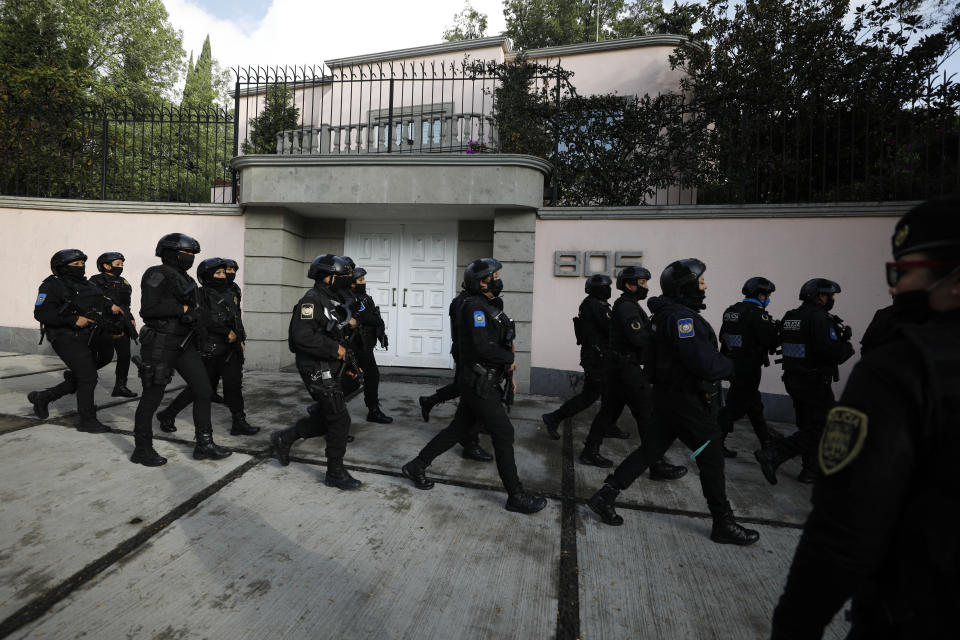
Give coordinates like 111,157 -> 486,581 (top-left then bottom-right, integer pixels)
823,296 -> 836,312
636,285 -> 649,301
106,266 -> 123,277
355,284 -> 367,296
210,276 -> 229,289
591,285 -> 612,300
486,278 -> 504,297
163,250 -> 195,271
891,289 -> 932,324
225,271 -> 236,284
60,265 -> 85,280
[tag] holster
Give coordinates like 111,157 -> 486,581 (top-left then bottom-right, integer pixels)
138,327 -> 174,387
461,363 -> 502,398
305,367 -> 347,415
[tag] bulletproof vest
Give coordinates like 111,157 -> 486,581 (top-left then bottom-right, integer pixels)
448,291 -> 469,359
609,295 -> 648,358
646,301 -> 688,386
41,276 -> 113,340
287,285 -> 349,354
457,296 -> 514,368
573,295 -> 610,350
90,273 -> 133,307
720,301 -> 760,361
145,266 -> 197,335
884,320 -> 960,623
780,304 -> 829,372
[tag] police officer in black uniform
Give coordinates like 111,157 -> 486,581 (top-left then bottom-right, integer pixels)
28,249 -> 124,432
754,278 -> 855,484
576,267 -> 688,479
130,233 -> 232,467
541,274 -> 629,441
401,258 -> 546,514
770,199 -> 960,639
270,255 -> 362,491
416,282 -> 494,462
587,259 -> 759,545
89,252 -> 138,398
351,267 -> 392,424
154,257 -> 259,437
716,277 -> 782,456
208,257 -> 242,404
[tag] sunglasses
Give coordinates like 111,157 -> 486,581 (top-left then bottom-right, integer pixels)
885,260 -> 960,287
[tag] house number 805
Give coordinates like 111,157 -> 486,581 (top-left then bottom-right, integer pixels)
553,251 -> 644,277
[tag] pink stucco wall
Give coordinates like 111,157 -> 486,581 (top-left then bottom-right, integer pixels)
531,214 -> 898,396
2,206 -> 245,330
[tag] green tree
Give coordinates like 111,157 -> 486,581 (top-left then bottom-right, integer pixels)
183,35 -> 232,108
241,85 -> 301,155
443,2 -> 489,41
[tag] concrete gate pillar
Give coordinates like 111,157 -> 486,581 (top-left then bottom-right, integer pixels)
494,209 -> 537,394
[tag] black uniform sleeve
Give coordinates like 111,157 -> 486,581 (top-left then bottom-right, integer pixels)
612,299 -> 648,350
809,311 -> 855,365
464,300 -> 514,367
752,308 -> 781,352
201,289 -> 231,336
356,295 -> 381,327
291,300 -> 342,361
665,313 -> 734,381
771,344 -> 922,639
139,268 -> 185,321
33,280 -> 77,328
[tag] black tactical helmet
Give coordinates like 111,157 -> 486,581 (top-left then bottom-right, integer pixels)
742,276 -> 776,298
660,259 -> 706,297
308,254 -> 351,280
616,266 -> 651,291
584,273 -> 612,294
50,249 -> 87,273
463,258 -> 502,294
155,233 -> 200,257
96,252 -> 125,273
197,257 -> 228,286
222,258 -> 239,271
799,278 -> 841,302
342,256 -> 356,271
353,267 -> 367,280
892,196 -> 960,259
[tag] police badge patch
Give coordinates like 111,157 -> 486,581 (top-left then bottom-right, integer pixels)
819,406 -> 869,475
678,318 -> 695,338
300,303 -> 315,319
35,293 -> 47,306
473,311 -> 486,327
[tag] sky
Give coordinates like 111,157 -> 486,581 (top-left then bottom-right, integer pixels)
164,0 -> 510,70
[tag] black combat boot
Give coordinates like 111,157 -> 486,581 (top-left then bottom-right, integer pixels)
587,483 -> 624,526
710,511 -> 760,545
211,391 -> 225,404
193,431 -> 232,460
604,424 -> 631,440
77,417 -> 112,433
270,426 -> 300,466
461,443 -> 493,462
111,378 -> 138,398
754,446 -> 788,485
418,395 -> 437,422
542,412 -> 561,440
649,457 -> 688,480
156,409 -> 177,433
325,460 -> 361,490
366,406 -> 393,424
754,423 -> 783,450
721,435 -> 738,458
27,390 -> 53,420
798,454 -> 820,484
401,457 -> 434,490
505,492 -> 547,514
579,443 -> 613,467
130,437 -> 167,467
230,412 -> 260,435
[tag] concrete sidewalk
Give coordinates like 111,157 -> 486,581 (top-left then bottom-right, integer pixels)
0,353 -> 849,639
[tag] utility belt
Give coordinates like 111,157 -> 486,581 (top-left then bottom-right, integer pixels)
459,362 -> 504,398
145,318 -> 191,336
782,363 -> 833,383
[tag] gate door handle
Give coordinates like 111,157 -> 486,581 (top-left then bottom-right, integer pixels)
391,288 -> 397,306
402,288 -> 408,307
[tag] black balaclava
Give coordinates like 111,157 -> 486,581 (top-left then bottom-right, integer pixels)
486,277 -> 504,297
162,249 -> 195,271
60,265 -> 86,281
355,283 -> 367,296
105,264 -> 123,278
225,270 -> 236,284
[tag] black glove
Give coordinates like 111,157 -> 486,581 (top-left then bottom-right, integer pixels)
841,325 -> 853,341
378,334 -> 388,349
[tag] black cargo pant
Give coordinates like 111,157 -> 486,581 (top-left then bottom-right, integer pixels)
585,357 -> 652,447
133,330 -> 212,443
424,374 -> 483,449
44,331 -> 115,424
609,385 -> 731,517
355,346 -> 380,410
162,350 -> 244,419
717,360 -> 767,436
775,371 -> 835,471
417,368 -> 522,494
294,362 -> 352,462
551,354 -> 604,422
112,335 -> 132,382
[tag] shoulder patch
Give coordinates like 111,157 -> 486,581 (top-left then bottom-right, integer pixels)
300,303 -> 315,320
678,318 -> 695,338
829,327 -> 838,341
761,312 -> 770,321
819,406 -> 868,475
144,270 -> 165,288
473,310 -> 486,327
35,293 -> 47,306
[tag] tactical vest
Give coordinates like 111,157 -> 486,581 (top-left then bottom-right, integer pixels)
458,296 -> 515,369
287,286 -> 350,355
720,301 -> 758,360
144,266 -> 197,335
609,296 -> 647,359
90,273 -> 132,307
779,306 -> 831,374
